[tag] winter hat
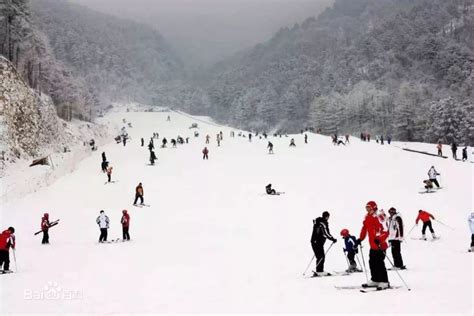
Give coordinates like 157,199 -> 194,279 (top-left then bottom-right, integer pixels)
8,227 -> 15,233
340,229 -> 349,237
100,210 -> 105,214
366,201 -> 378,211
123,210 -> 127,214
322,211 -> 330,218
388,207 -> 396,214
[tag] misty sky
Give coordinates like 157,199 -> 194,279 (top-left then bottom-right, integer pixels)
71,0 -> 333,67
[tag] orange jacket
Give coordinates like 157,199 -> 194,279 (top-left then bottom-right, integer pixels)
416,211 -> 434,224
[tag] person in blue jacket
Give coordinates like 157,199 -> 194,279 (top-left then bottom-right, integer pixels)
340,228 -> 361,272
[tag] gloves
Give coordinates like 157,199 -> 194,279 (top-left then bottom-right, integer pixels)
374,238 -> 381,246
331,238 -> 337,243
356,238 -> 362,245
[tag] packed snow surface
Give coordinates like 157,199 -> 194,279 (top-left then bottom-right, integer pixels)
1,110 -> 472,314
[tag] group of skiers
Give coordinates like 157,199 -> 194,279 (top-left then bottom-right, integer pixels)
96,209 -> 130,243
437,141 -> 469,161
309,201 -> 450,290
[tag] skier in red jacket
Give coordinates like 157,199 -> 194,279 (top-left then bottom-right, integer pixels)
0,227 -> 16,272
416,210 -> 437,240
357,201 -> 390,289
121,210 -> 130,241
41,213 -> 51,244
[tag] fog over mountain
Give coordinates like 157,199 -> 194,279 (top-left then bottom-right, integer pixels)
71,0 -> 333,68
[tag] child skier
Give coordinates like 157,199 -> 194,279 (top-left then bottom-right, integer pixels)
416,210 -> 437,240
289,138 -> 296,147
340,229 -> 360,272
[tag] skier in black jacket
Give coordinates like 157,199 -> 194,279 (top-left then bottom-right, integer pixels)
310,211 -> 337,276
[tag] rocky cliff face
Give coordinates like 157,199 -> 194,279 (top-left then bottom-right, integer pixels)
0,56 -> 66,167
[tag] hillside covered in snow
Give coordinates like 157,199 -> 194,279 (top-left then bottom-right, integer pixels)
1,109 -> 472,314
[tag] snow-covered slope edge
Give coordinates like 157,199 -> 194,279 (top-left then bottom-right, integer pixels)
0,57 -> 109,200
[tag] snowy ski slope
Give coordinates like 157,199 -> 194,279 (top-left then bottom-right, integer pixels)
0,110 -> 472,314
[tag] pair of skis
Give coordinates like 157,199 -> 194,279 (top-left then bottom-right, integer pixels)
34,219 -> 60,236
335,284 -> 402,293
133,204 -> 150,208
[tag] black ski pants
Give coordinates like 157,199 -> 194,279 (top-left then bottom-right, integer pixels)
99,228 -> 108,242
389,240 -> 404,268
203,153 -> 208,160
42,229 -> 49,244
311,242 -> 325,272
0,250 -> 10,270
430,179 -> 440,188
347,250 -> 356,266
133,194 -> 144,205
369,249 -> 388,283
471,234 -> 474,247
123,227 -> 130,240
422,221 -> 434,234
107,174 -> 111,182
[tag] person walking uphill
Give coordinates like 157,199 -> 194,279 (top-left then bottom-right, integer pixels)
0,227 -> 15,272
416,210 -> 437,240
202,147 -> 209,160
96,210 -> 110,243
133,183 -> 144,206
121,210 -> 130,241
387,207 -> 405,269
357,201 -> 390,289
310,211 -> 337,277
41,213 -> 51,244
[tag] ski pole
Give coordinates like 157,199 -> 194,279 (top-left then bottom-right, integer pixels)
356,247 -> 369,283
434,219 -> 454,230
384,252 -> 411,291
343,249 -> 350,270
12,249 -> 18,272
302,255 -> 315,276
314,241 -> 336,272
407,224 -> 417,236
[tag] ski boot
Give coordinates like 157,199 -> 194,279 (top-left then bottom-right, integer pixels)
362,281 -> 379,288
422,234 -> 427,241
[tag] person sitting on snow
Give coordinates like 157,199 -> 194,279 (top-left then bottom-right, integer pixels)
265,184 -> 277,195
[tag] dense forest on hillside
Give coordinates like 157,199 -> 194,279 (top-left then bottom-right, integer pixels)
206,0 -> 474,144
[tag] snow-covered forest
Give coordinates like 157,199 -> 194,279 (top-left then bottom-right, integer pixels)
1,0 -> 473,164
207,0 -> 474,145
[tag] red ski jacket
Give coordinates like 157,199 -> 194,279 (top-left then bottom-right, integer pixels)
0,229 -> 15,251
359,214 -> 388,250
121,213 -> 130,228
416,211 -> 434,224
41,216 -> 50,230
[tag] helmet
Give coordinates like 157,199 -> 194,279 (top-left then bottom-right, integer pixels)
122,210 -> 127,214
340,229 -> 349,237
44,213 -> 49,218
322,211 -> 330,218
366,201 -> 378,211
8,227 -> 15,233
388,207 -> 396,214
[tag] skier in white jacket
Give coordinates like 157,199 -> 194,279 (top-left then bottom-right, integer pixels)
96,210 -> 110,243
427,166 -> 440,188
468,213 -> 474,252
387,207 -> 405,269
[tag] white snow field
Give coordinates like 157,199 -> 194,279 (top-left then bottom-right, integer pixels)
1,110 -> 473,314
